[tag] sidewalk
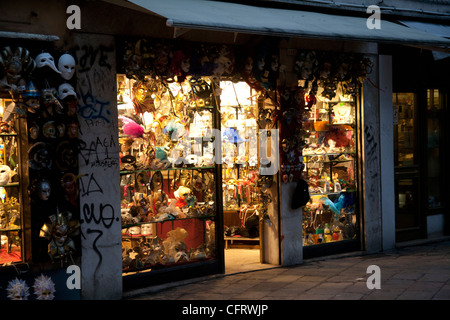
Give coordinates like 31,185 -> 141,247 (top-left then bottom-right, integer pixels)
124,239 -> 450,300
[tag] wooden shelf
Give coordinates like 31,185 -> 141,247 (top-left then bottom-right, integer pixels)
120,165 -> 215,175
224,236 -> 259,249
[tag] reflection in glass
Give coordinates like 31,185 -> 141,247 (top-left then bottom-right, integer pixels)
427,89 -> 442,209
393,93 -> 416,167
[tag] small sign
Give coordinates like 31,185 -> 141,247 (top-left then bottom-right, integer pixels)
393,105 -> 398,125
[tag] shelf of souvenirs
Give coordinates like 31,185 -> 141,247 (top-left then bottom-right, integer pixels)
120,165 -> 216,175
308,188 -> 357,197
302,121 -> 355,133
0,133 -> 18,137
0,182 -> 20,188
0,226 -> 21,232
302,149 -> 356,158
121,214 -> 216,237
117,101 -> 215,110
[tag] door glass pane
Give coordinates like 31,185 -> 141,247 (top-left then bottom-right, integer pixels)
396,177 -> 420,230
393,93 -> 416,167
427,89 -> 442,209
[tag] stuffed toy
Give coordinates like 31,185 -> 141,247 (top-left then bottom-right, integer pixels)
158,200 -> 184,219
174,185 -> 197,210
162,227 -> 188,263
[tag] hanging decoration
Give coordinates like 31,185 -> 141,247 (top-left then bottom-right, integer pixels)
33,274 -> 56,300
278,86 -> 307,183
6,278 -> 30,300
122,38 -> 279,93
39,210 -> 80,264
294,50 -> 373,99
0,47 -> 35,94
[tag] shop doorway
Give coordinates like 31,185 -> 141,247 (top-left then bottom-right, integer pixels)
219,81 -> 270,274
393,92 -> 426,242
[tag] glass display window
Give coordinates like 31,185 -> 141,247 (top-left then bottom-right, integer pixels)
118,75 -> 218,273
301,88 -> 359,247
0,99 -> 22,265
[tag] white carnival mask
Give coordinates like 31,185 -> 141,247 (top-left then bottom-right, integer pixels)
0,165 -> 13,185
35,52 -> 61,73
58,54 -> 76,80
58,83 -> 76,100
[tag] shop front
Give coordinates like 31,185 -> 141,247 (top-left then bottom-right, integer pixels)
113,34 -> 377,290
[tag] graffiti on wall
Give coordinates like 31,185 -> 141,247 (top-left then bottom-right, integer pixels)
74,35 -> 121,298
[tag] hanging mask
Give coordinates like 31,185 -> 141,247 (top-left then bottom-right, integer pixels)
56,123 -> 66,138
0,165 -> 13,185
29,123 -> 39,140
150,171 -> 163,192
43,121 -> 56,139
6,278 -> 30,300
41,88 -> 63,114
67,122 -> 79,139
57,53 -> 76,80
33,274 -> 56,300
0,46 -> 35,88
58,83 -> 76,100
40,211 -> 80,261
28,142 -> 53,170
35,52 -> 61,74
61,172 -> 79,202
56,141 -> 78,171
36,178 -> 52,201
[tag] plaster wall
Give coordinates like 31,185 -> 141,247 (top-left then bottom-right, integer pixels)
74,32 -> 122,300
361,53 -> 383,254
379,54 -> 396,251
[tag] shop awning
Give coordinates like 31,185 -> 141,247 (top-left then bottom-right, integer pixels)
124,0 -> 450,46
398,20 -> 450,59
0,31 -> 59,42
399,21 -> 450,39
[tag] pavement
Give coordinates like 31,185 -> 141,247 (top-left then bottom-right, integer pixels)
124,238 -> 450,301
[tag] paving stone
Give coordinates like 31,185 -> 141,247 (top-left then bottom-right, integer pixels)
407,281 -> 444,293
363,289 -> 403,300
331,292 -> 366,300
433,285 -> 450,300
306,282 -> 353,295
397,290 -> 436,300
390,272 -> 424,280
294,292 -> 335,300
